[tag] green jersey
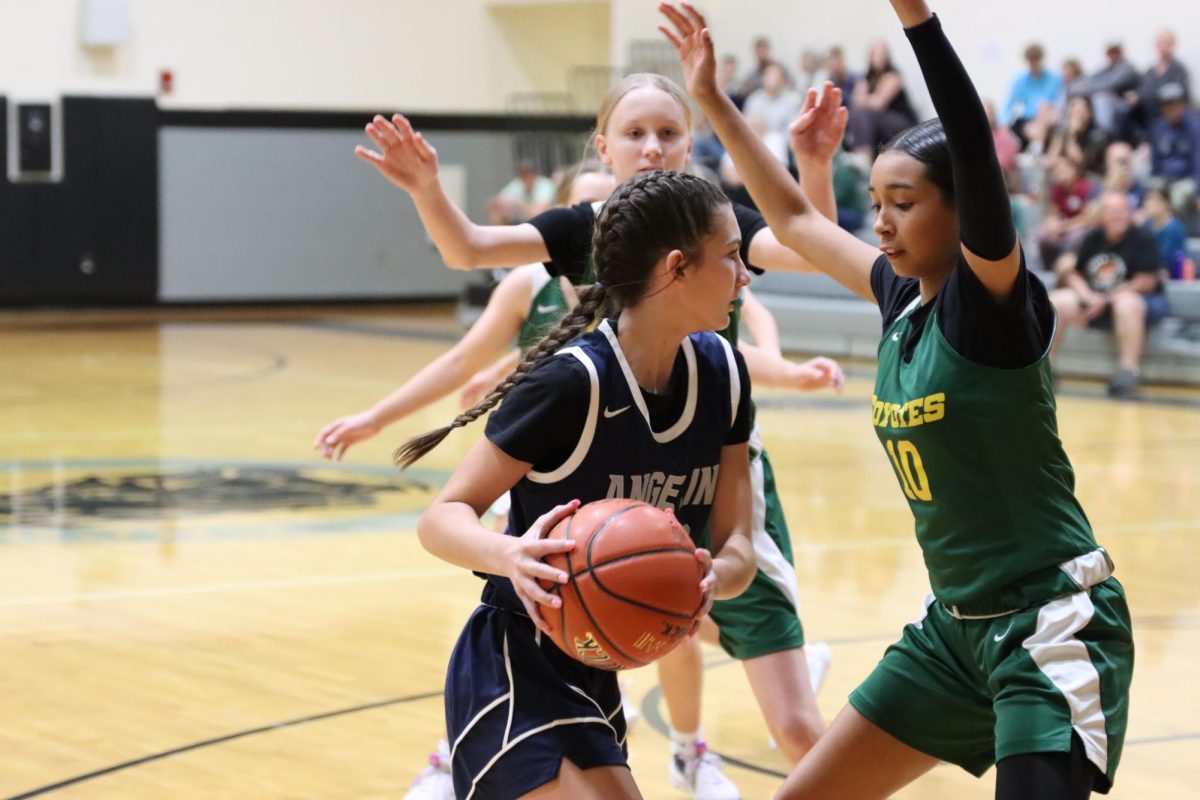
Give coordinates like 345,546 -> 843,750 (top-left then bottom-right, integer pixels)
517,265 -> 570,352
873,297 -> 1097,606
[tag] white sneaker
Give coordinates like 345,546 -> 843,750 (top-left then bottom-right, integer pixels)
403,741 -> 453,800
805,641 -> 832,694
620,678 -> 640,731
669,742 -> 740,800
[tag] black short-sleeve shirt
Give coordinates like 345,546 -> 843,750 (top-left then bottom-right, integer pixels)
1073,225 -> 1163,294
486,323 -> 753,472
870,250 -> 1054,369
528,200 -> 769,283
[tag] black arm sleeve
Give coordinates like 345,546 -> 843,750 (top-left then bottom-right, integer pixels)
527,202 -> 596,282
732,203 -> 768,275
484,355 -> 589,469
904,15 -> 1016,261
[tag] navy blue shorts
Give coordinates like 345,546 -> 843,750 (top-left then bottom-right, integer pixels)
445,603 -> 629,799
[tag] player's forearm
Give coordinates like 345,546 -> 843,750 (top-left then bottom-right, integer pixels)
739,343 -> 793,387
712,532 -> 755,599
888,0 -> 933,27
369,349 -> 491,427
795,157 -> 837,226
419,501 -> 515,575
408,184 -> 490,270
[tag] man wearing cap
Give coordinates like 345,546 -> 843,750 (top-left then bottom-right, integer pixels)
1070,42 -> 1140,133
1137,30 -> 1191,127
1148,81 -> 1200,223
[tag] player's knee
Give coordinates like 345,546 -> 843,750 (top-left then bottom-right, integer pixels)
772,711 -> 823,756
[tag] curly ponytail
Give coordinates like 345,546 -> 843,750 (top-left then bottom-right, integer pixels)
395,168 -> 729,470
394,284 -> 611,469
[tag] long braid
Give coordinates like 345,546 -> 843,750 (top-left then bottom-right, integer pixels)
394,285 -> 610,470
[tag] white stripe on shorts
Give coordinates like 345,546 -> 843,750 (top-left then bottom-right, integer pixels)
1022,591 -> 1109,776
748,424 -> 800,613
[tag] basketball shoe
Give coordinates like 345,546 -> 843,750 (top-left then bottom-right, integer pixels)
403,739 -> 453,800
669,741 -> 740,800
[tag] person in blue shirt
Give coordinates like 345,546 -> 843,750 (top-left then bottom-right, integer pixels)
1143,186 -> 1189,275
1148,82 -> 1200,218
1003,43 -> 1063,146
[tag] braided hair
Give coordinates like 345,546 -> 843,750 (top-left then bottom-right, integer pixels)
395,169 -> 730,469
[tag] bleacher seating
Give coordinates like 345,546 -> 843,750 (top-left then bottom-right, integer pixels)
752,270 -> 1200,385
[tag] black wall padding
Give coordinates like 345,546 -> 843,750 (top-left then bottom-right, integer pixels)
1,96 -> 159,306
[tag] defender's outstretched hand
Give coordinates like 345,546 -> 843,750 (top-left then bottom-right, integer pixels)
789,83 -> 849,165
355,114 -> 440,194
657,2 -> 719,101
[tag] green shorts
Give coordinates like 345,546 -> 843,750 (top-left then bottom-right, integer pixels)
708,426 -> 806,660
850,568 -> 1132,793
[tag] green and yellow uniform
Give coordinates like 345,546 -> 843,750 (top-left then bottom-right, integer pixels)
850,257 -> 1133,792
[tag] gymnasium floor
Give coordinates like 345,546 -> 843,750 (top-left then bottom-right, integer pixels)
1,305 -> 1196,799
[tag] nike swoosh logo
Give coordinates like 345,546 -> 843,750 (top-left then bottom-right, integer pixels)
892,332 -> 902,342
993,621 -> 1015,642
536,304 -> 560,314
603,405 -> 631,419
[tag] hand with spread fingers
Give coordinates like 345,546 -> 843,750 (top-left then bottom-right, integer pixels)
788,82 -> 849,166
506,500 -> 580,633
657,2 -> 720,102
355,113 -> 441,194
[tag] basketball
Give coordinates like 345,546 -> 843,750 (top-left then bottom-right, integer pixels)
539,498 -> 706,671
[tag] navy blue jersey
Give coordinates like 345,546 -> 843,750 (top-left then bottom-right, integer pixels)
482,319 -> 746,611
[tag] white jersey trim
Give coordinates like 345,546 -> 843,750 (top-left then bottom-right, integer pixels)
526,347 -> 599,484
717,334 -> 740,429
599,319 -> 697,444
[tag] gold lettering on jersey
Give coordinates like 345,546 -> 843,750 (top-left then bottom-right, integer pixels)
872,392 -> 945,429
605,465 -> 719,509
574,632 -> 617,669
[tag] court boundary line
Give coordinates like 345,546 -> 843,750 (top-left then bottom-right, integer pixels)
2,690 -> 443,800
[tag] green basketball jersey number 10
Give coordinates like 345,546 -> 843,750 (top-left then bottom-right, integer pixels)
872,300 -> 1098,606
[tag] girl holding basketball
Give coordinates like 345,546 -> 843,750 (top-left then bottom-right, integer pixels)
404,169 -> 756,799
659,1 -> 1133,798
360,73 -> 844,797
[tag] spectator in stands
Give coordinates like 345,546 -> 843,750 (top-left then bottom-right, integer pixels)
1050,191 -> 1169,397
1060,58 -> 1084,98
740,36 -> 785,97
1134,30 -> 1191,131
796,48 -> 825,93
1103,141 -> 1147,213
846,40 -> 918,156
986,99 -> 1021,190
485,160 -> 556,224
1020,100 -> 1061,156
822,46 -> 859,108
1070,42 -> 1140,135
1047,94 -> 1110,176
718,53 -> 746,109
1148,82 -> 1200,225
743,62 -> 804,145
1142,186 -> 1189,277
1003,43 -> 1063,147
692,114 -> 725,174
1039,156 -> 1095,269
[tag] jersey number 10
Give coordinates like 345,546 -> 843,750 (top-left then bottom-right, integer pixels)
885,440 -> 932,502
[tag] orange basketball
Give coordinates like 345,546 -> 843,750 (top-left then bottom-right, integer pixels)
539,498 -> 705,671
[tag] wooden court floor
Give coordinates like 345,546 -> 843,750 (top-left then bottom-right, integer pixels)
1,305 -> 1196,799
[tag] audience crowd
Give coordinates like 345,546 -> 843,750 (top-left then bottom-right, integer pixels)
491,29 -> 1199,396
